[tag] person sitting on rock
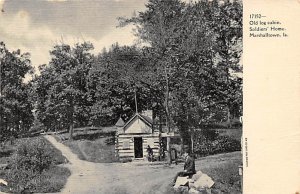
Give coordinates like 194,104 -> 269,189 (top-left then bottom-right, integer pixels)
173,149 -> 196,184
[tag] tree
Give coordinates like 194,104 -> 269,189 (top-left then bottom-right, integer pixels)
0,42 -> 34,140
34,42 -> 95,139
88,44 -> 161,125
120,0 -> 188,162
206,0 -> 243,126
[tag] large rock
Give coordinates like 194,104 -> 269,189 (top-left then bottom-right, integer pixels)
188,180 -> 195,189
192,171 -> 203,181
194,174 -> 214,190
0,178 -> 8,186
174,176 -> 189,189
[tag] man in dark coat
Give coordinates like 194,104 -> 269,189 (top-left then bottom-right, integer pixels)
173,150 -> 196,184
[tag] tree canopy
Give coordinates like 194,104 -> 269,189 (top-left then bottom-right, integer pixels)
119,0 -> 242,143
0,42 -> 34,140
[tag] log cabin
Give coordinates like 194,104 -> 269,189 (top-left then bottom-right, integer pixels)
115,110 -> 160,160
115,110 -> 179,161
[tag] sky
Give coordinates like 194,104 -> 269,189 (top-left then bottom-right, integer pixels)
0,0 -> 148,71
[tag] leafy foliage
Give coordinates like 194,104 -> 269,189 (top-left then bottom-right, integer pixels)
193,130 -> 241,156
31,0 -> 242,147
5,137 -> 68,193
0,42 -> 34,140
120,0 -> 242,145
88,44 -> 158,124
33,42 -> 95,138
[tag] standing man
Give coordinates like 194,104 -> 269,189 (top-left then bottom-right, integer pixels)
173,149 -> 196,183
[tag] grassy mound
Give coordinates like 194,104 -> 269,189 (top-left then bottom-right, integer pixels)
64,137 -> 119,163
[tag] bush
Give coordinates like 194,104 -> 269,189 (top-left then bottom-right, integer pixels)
105,136 -> 115,145
193,129 -> 241,157
200,129 -> 219,141
5,137 -> 67,193
213,136 -> 241,153
30,166 -> 71,193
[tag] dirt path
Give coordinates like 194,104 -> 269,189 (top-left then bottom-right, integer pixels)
44,135 -> 179,194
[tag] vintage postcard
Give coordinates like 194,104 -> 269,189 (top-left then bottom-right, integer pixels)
244,0 -> 300,194
0,0 -> 299,194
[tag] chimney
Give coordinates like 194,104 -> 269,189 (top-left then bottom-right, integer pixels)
141,110 -> 153,120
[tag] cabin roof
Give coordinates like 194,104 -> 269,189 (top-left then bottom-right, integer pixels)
115,117 -> 125,127
139,114 -> 153,125
123,113 -> 153,129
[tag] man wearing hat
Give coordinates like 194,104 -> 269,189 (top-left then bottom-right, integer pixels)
173,149 -> 196,184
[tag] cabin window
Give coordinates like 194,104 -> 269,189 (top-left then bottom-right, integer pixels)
123,139 -> 130,149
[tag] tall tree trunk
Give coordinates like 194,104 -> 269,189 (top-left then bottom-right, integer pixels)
159,116 -> 162,132
191,129 -> 194,154
69,98 -> 75,140
227,105 -> 231,128
158,8 -> 172,165
180,136 -> 184,154
69,122 -> 74,140
165,66 -> 172,165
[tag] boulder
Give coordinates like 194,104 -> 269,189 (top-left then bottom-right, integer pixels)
174,176 -> 189,189
194,174 -> 214,190
192,171 -> 203,181
0,178 -> 8,186
188,180 -> 195,189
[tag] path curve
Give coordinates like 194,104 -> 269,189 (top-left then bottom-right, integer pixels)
44,135 -> 177,194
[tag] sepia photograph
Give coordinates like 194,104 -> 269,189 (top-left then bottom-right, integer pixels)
0,0 -> 242,193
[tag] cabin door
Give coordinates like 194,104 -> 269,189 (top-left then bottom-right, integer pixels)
134,137 -> 143,158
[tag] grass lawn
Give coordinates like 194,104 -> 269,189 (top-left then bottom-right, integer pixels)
164,152 -> 242,194
54,129 -> 119,163
200,153 -> 242,194
63,137 -> 119,163
0,136 -> 71,193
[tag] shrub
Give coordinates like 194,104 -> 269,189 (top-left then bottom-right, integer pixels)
43,138 -> 67,165
5,137 -> 66,193
105,136 -> 115,145
30,166 -> 71,193
213,136 -> 241,154
200,129 -> 219,141
193,129 -> 241,157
